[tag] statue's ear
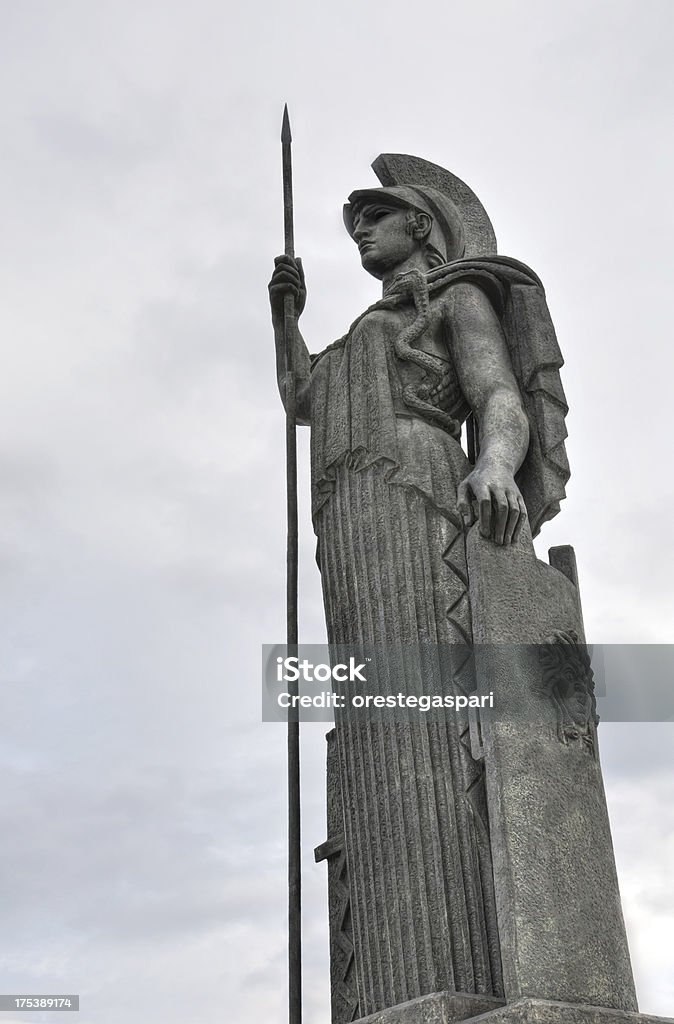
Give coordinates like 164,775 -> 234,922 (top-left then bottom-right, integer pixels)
411,211 -> 432,241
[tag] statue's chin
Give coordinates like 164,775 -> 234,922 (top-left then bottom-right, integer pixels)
359,253 -> 385,281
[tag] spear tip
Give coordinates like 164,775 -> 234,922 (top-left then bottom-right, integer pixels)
281,103 -> 292,145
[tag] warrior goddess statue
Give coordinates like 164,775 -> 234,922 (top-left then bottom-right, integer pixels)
268,155 -> 573,1020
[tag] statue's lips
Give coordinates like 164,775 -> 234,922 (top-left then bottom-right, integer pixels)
358,242 -> 374,255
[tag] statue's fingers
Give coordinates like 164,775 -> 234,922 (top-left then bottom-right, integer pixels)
272,257 -> 300,285
467,481 -> 491,538
271,264 -> 301,284
268,281 -> 297,301
504,493 -> 520,545
493,495 -> 508,546
478,497 -> 492,539
269,270 -> 301,298
512,497 -> 527,544
457,480 -> 476,527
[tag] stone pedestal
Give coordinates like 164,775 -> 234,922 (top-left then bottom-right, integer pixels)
353,994 -> 673,1024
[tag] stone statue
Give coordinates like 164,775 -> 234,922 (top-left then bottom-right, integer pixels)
268,155 -> 662,1024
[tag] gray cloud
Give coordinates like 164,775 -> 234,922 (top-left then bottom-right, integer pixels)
0,0 -> 671,1021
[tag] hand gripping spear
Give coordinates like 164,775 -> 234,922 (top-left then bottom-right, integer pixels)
281,103 -> 302,1024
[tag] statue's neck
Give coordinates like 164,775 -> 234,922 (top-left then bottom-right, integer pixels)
382,252 -> 431,294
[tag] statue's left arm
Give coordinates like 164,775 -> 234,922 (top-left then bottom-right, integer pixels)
445,281 -> 529,546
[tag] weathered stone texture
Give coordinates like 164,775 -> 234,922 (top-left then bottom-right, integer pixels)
354,996 -> 672,1024
468,527 -> 636,1011
270,152 -> 663,1024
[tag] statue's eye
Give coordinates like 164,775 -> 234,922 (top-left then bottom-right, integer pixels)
371,208 -> 390,221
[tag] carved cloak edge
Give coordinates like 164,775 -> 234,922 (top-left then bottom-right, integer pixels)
428,255 -> 570,537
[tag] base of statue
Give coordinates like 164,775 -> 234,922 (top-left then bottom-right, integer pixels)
353,994 -> 673,1024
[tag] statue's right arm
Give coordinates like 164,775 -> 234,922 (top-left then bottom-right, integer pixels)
269,255 -> 312,425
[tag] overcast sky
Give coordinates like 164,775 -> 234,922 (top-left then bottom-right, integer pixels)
0,1 -> 672,1022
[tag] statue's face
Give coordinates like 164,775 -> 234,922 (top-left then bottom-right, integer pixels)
350,202 -> 423,280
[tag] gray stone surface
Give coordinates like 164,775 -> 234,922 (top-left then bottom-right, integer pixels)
269,154 -> 656,1021
354,990 -> 505,1024
354,997 -> 673,1024
467,526 -> 636,1011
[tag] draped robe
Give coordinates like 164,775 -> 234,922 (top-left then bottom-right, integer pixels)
308,259 -> 567,1018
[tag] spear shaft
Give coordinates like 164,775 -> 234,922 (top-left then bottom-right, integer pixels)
281,103 -> 302,1024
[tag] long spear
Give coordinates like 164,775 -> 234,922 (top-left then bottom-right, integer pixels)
281,103 -> 302,1024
